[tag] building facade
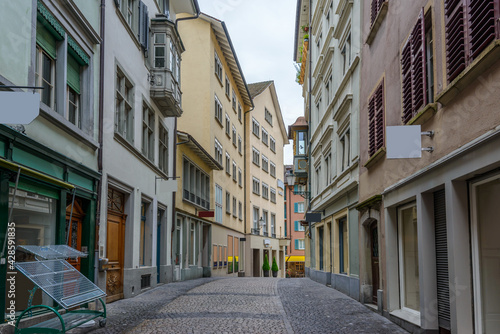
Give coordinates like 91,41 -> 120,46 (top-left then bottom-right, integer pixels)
359,0 -> 500,333
284,165 -> 306,277
177,13 -> 253,280
98,0 -> 199,301
0,0 -> 101,318
245,81 -> 289,278
293,0 -> 361,300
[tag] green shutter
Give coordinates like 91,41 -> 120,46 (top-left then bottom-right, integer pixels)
295,239 -> 299,250
294,203 -> 298,213
67,54 -> 81,94
294,221 -> 299,231
36,21 -> 57,59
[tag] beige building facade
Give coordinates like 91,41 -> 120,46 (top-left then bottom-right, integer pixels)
245,81 -> 289,278
359,0 -> 500,333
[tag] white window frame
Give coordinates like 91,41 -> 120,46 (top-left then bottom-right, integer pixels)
214,138 -> 223,165
215,184 -> 223,223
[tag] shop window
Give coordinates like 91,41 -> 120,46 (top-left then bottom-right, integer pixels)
398,204 -> 420,313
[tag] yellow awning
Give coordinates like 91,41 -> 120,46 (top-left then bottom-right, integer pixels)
0,157 -> 74,190
286,255 -> 305,262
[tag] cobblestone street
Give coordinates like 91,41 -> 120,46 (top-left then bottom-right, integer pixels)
72,277 -> 406,334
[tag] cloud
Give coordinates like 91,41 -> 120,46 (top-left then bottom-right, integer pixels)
197,0 -> 304,165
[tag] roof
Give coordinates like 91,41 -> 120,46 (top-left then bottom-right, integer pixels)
248,81 -> 273,98
288,116 -> 308,139
177,131 -> 223,171
247,81 -> 289,142
199,13 -> 253,108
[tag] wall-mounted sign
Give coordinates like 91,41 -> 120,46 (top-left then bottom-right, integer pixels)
277,179 -> 284,190
386,125 -> 422,159
0,92 -> 40,124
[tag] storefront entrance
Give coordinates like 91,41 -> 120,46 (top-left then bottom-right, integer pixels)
106,188 -> 126,303
471,175 -> 500,333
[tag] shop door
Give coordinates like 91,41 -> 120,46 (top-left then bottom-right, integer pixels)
106,188 -> 126,303
371,223 -> 379,303
66,199 -> 84,272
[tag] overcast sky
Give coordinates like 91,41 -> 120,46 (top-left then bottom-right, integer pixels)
196,0 -> 303,165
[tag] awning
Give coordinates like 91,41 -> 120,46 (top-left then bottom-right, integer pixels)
286,255 -> 305,262
177,131 -> 223,171
0,157 -> 74,190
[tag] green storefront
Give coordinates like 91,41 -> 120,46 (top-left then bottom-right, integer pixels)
0,125 -> 99,319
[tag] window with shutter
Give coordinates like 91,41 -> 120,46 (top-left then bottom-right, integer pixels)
368,81 -> 385,157
444,0 -> 498,82
401,9 -> 428,124
371,0 -> 386,25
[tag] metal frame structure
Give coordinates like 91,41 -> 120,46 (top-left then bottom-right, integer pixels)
14,245 -> 106,333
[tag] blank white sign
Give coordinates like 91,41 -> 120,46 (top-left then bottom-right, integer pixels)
0,92 -> 40,124
386,125 -> 422,159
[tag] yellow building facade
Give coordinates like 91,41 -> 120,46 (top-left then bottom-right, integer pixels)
177,13 -> 253,279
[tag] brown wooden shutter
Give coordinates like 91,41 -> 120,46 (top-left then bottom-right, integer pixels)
401,10 -> 426,124
468,0 -> 496,60
375,83 -> 385,151
368,93 -> 377,156
401,38 -> 413,123
371,0 -> 385,25
411,9 -> 426,115
444,0 -> 466,82
368,81 -> 385,157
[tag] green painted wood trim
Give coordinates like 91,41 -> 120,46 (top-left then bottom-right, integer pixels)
68,170 -> 94,192
37,0 -> 64,39
355,194 -> 383,211
55,190 -> 68,246
68,36 -> 90,65
9,178 -> 60,199
0,156 -> 72,190
0,141 -> 5,158
0,125 -> 100,182
36,20 -> 57,59
80,199 -> 96,281
67,53 -> 81,94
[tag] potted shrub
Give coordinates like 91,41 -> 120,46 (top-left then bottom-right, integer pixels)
262,254 -> 270,277
271,257 -> 279,278
286,268 -> 292,278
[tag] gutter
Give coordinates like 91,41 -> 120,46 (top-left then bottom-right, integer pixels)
175,0 -> 200,29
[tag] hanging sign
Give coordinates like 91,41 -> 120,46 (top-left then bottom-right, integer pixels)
0,92 -> 40,124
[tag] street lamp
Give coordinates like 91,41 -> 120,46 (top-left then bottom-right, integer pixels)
285,171 -> 296,186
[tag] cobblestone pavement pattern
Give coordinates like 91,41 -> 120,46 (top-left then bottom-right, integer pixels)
72,277 -> 407,334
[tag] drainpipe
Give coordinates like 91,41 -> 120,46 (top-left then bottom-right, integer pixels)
307,0 -> 313,269
243,105 -> 254,275
96,0 -> 105,250
93,0 -> 106,284
174,1 -> 200,29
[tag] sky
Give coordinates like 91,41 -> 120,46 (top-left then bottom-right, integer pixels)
196,0 -> 304,165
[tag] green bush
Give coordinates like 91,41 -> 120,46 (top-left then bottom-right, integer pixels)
272,257 -> 279,272
262,254 -> 270,271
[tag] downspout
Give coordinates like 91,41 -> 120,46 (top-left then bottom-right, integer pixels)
243,106 -> 255,236
93,0 -> 105,285
96,0 -> 105,252
174,1 -> 200,30
171,1 -> 200,270
307,0 -> 313,268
